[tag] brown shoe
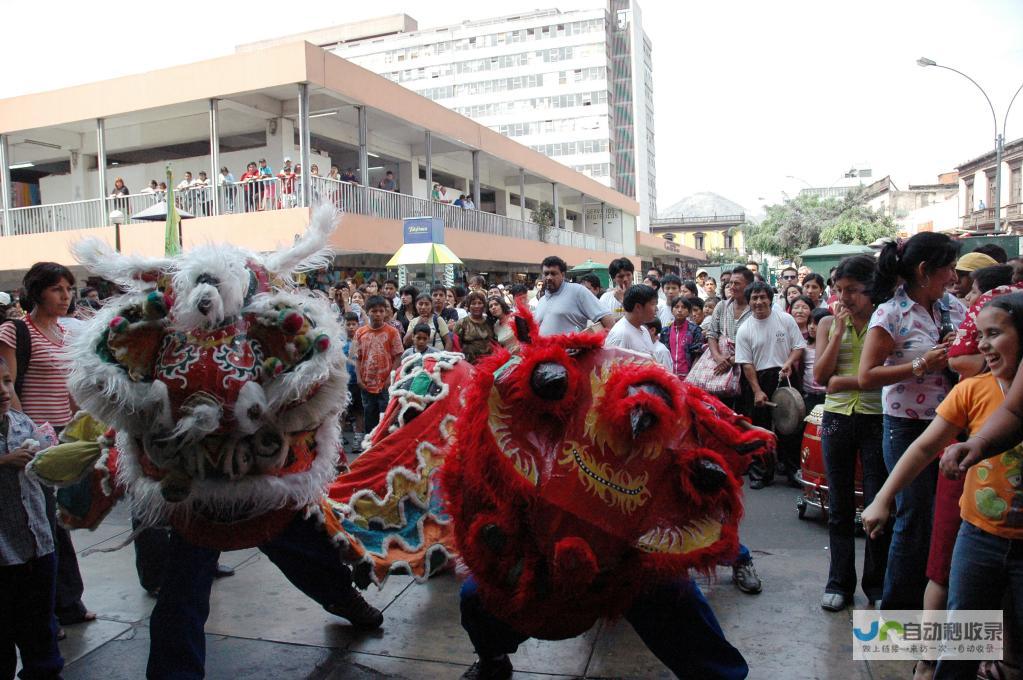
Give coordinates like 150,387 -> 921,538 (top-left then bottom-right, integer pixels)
325,590 -> 383,630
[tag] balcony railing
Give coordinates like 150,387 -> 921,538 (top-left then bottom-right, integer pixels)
2,176 -> 622,253
649,213 -> 745,227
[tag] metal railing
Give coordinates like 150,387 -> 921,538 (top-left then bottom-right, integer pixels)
649,214 -> 745,227
5,176 -> 622,253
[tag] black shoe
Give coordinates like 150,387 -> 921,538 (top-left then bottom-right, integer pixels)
749,478 -> 765,490
461,657 -> 513,680
326,590 -> 384,630
732,560 -> 763,594
214,564 -> 235,578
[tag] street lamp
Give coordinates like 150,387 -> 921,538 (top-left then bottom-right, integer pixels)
109,209 -> 124,252
917,57 -> 1023,232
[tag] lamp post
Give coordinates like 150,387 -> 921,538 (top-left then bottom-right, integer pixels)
917,57 -> 1023,233
110,209 -> 124,252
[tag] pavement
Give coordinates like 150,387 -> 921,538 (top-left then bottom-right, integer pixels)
50,435 -> 912,680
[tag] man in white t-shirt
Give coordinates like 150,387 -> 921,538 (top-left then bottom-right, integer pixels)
599,257 -> 635,322
734,281 -> 805,488
604,284 -> 658,357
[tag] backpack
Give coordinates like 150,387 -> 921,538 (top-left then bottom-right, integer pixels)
1,318 -> 31,398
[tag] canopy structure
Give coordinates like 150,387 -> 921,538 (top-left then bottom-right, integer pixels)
130,201 -> 195,221
799,242 -> 873,274
567,258 -> 609,287
386,242 -> 463,267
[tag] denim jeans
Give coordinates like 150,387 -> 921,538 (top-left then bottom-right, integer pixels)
822,411 -> 889,600
934,522 -> 1023,680
0,552 -> 64,680
361,388 -> 388,434
880,414 -> 937,610
460,576 -> 748,679
147,513 -> 357,680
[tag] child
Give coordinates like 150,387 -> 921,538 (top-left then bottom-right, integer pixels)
0,356 -> 64,678
863,294 -> 1023,677
402,295 -> 451,351
341,312 -> 363,444
659,297 -> 704,380
350,296 -> 403,434
644,319 -> 674,372
802,308 -> 831,412
402,323 -> 441,361
604,285 -> 658,355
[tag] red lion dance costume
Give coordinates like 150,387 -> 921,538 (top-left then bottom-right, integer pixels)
442,312 -> 773,679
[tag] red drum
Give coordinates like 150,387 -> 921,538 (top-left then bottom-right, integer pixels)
795,405 -> 864,524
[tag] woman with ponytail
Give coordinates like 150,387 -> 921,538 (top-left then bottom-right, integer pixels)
857,233 -> 964,615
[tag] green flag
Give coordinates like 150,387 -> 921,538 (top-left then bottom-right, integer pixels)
164,165 -> 181,256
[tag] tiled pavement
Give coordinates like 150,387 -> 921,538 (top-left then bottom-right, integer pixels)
51,436 -> 910,679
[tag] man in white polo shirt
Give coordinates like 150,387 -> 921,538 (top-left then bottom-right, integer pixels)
534,256 -> 614,336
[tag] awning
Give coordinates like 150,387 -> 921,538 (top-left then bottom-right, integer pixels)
385,242 -> 463,267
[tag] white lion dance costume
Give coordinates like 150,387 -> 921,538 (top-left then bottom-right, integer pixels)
65,204 -> 347,549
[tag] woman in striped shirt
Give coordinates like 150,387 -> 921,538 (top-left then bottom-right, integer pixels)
813,255 -> 889,613
0,261 -> 95,627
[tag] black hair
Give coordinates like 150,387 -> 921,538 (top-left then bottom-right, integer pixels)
787,295 -> 816,315
743,281 -> 773,303
541,256 -> 567,273
704,296 -> 721,306
383,279 -> 398,288
833,254 -> 877,288
578,274 -> 601,290
452,285 -> 467,298
609,257 -> 635,278
682,280 -> 700,297
782,284 -> 803,301
647,267 -> 663,277
808,308 -> 833,346
412,323 -> 432,336
469,275 -> 487,287
510,284 -> 528,296
660,274 -> 682,288
802,273 -> 826,293
875,233 -> 960,304
644,277 -> 661,291
22,262 -> 75,312
487,297 -> 511,316
623,284 -> 658,312
781,266 -> 797,275
343,312 -> 359,322
414,293 -> 434,307
364,295 -> 389,311
81,286 -> 97,297
973,244 -> 1008,264
671,296 -> 693,311
982,293 -> 1023,363
430,284 -> 447,295
399,285 -> 419,299
644,318 -> 663,333
730,266 -> 755,285
973,265 -> 1014,294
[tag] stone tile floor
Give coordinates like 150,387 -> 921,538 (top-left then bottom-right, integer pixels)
49,436 -> 911,679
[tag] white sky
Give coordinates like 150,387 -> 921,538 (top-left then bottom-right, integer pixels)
3,0 -> 1022,216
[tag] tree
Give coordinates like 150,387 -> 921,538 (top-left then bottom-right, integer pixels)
531,201 -> 556,241
740,187 -> 896,260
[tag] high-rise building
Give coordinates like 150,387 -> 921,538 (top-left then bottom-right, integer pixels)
244,3 -> 656,229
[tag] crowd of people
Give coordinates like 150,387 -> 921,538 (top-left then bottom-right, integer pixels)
3,233 -> 1022,678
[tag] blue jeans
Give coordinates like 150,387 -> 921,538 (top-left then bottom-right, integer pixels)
881,414 -> 936,610
459,577 -> 748,679
361,388 -> 388,434
0,552 -> 64,680
822,411 -> 889,600
934,522 -> 1023,680
147,513 -> 357,680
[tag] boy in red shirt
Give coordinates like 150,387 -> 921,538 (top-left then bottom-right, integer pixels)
351,296 -> 403,434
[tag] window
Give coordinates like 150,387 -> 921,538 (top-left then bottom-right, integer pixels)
694,233 -> 705,251
724,233 -> 734,249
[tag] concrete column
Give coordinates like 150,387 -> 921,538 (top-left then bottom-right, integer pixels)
0,135 -> 11,236
209,99 -> 221,215
397,160 -> 413,196
519,168 -> 526,222
267,117 -> 296,170
581,195 -> 587,234
471,150 -> 481,208
552,182 -> 559,229
96,119 -> 108,224
297,84 -> 311,207
425,131 -> 433,199
600,201 -> 607,240
357,105 -> 369,188
69,150 -> 93,202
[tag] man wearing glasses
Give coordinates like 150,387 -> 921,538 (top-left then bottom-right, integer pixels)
774,266 -> 799,312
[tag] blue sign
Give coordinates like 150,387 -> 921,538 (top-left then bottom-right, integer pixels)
403,217 -> 444,245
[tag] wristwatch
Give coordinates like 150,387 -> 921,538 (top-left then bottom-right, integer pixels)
911,356 -> 926,377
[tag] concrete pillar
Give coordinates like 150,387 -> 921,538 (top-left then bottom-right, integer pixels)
96,119 -> 108,225
519,168 -> 526,222
397,160 -> 413,197
581,195 -> 587,234
425,131 -> 433,199
357,105 -> 369,188
0,135 -> 10,236
471,150 -> 480,208
297,84 -> 311,208
267,117 -> 296,170
552,182 -> 559,229
600,201 -> 607,240
493,188 -> 508,216
209,99 -> 221,215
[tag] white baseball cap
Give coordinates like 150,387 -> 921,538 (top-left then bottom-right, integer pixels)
0,292 -> 11,306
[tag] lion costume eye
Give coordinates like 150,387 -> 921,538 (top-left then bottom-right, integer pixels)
530,362 -> 568,401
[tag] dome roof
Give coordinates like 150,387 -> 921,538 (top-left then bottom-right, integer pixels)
660,192 -> 746,219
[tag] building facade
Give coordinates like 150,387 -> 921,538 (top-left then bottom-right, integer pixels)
956,137 -> 1023,233
648,192 -> 746,257
245,3 -> 657,230
861,174 -> 960,236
